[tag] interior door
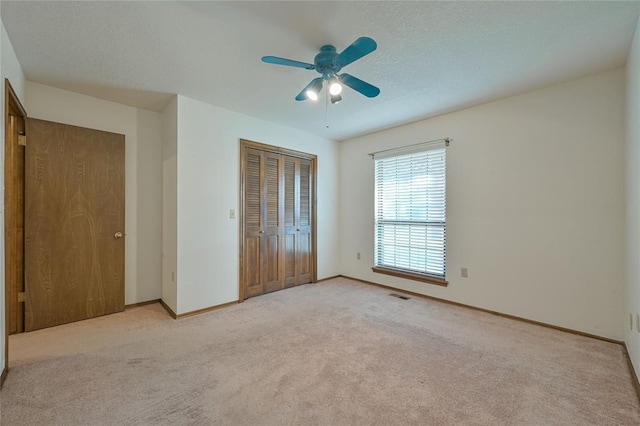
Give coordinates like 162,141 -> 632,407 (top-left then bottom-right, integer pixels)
243,148 -> 283,298
282,156 -> 298,289
296,159 -> 313,285
282,156 -> 312,287
240,140 -> 316,301
24,118 -> 125,331
262,151 -> 283,294
243,148 -> 264,298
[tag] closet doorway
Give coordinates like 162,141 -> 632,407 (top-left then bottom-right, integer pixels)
239,140 -> 317,301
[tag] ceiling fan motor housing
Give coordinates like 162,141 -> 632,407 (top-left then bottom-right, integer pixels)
315,45 -> 342,79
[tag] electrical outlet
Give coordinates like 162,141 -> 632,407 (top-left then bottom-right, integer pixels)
461,267 -> 468,278
229,209 -> 236,219
631,313 -> 634,331
357,252 -> 361,260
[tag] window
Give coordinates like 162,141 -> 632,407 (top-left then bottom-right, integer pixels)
373,141 -> 447,286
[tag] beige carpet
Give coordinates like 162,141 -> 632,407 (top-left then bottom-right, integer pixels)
1,277 -> 638,425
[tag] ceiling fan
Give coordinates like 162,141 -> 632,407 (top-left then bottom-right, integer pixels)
262,37 -> 380,104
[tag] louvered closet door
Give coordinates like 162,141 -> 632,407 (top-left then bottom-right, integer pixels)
243,149 -> 284,297
282,156 -> 313,287
243,148 -> 264,298
283,157 -> 297,288
263,152 -> 283,294
241,141 -> 315,300
296,159 -> 313,285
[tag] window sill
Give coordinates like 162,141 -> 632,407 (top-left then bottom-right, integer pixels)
371,267 -> 448,287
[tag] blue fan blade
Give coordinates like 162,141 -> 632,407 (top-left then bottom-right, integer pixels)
336,37 -> 377,67
339,74 -> 380,98
262,56 -> 315,70
295,78 -> 323,101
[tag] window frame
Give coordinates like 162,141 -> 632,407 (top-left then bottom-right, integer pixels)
371,141 -> 448,287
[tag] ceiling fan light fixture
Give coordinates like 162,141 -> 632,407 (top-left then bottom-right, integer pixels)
305,79 -> 324,101
330,93 -> 342,104
329,77 -> 342,95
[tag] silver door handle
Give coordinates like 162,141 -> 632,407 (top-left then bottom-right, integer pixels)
114,232 -> 123,239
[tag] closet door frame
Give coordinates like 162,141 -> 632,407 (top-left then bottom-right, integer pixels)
239,139 -> 317,301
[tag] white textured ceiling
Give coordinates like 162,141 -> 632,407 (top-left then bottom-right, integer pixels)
2,1 -> 640,141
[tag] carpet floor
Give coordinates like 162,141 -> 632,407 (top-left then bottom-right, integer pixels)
1,277 -> 639,425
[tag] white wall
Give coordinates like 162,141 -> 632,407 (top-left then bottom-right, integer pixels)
340,69 -> 625,340
1,25 -> 24,102
173,95 -> 340,314
135,108 -> 163,303
625,16 -> 640,382
25,82 -> 163,305
162,96 -> 177,313
1,18 -> 26,377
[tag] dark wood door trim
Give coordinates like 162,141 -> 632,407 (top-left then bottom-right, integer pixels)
241,139 -> 318,161
239,139 -> 317,302
5,80 -> 26,118
3,78 -> 27,386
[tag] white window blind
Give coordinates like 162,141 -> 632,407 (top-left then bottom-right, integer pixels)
374,142 -> 446,279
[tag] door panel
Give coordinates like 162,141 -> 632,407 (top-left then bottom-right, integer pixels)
297,233 -> 312,283
25,118 -> 125,331
284,159 -> 295,228
297,160 -> 312,284
299,161 -> 310,227
264,235 -> 280,293
244,237 -> 261,298
283,233 -> 296,288
245,150 -> 262,230
263,153 -> 282,293
283,157 -> 297,288
244,149 -> 263,297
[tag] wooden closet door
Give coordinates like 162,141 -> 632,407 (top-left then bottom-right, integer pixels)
243,148 -> 283,298
240,140 -> 316,301
283,156 -> 297,288
296,159 -> 313,285
282,156 -> 313,286
243,148 -> 264,298
262,152 -> 283,294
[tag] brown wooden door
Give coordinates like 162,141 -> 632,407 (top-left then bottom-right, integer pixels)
243,148 -> 283,298
24,118 -> 125,331
263,152 -> 283,294
282,157 -> 313,287
296,159 -> 313,285
240,140 -> 316,301
243,148 -> 264,298
282,156 -> 297,289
